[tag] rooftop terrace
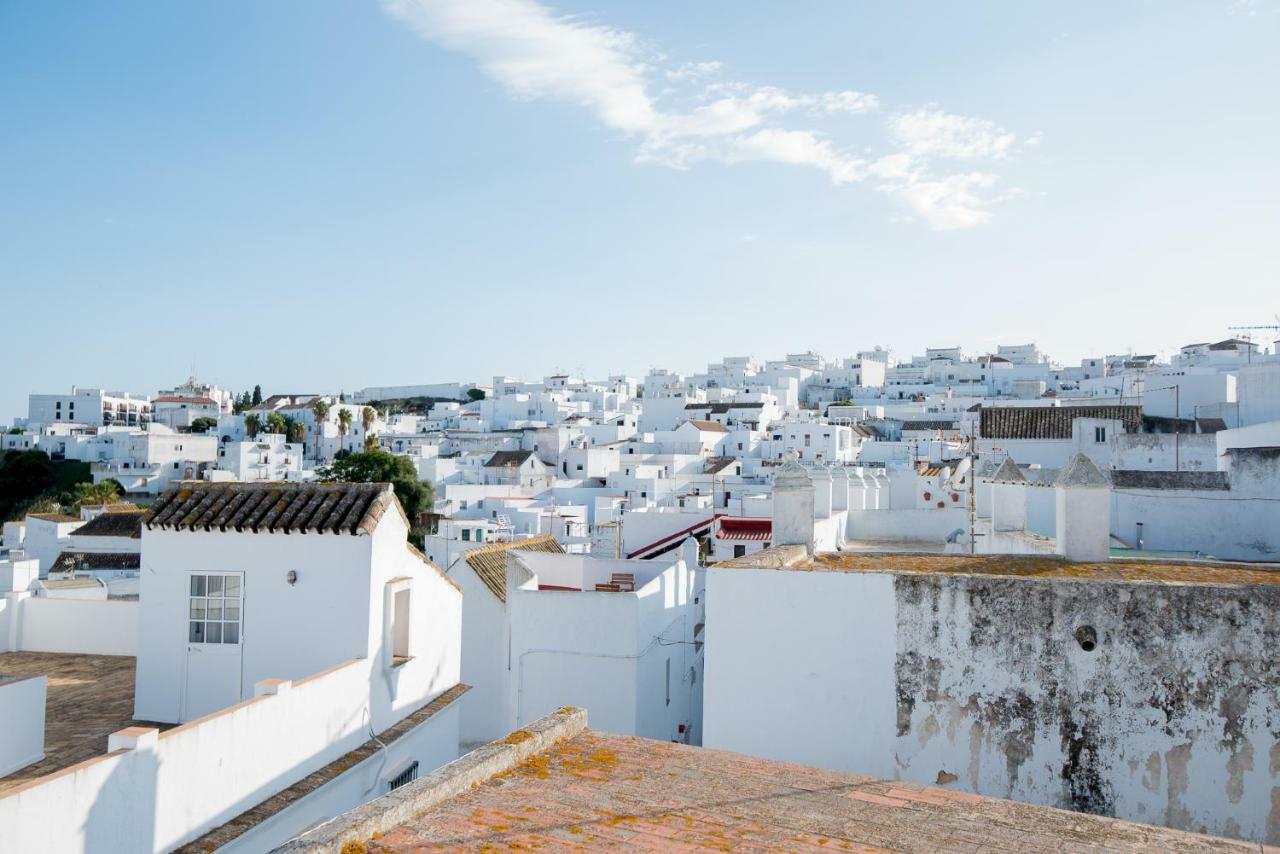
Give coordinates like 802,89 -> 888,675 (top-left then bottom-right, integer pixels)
719,544 -> 1280,587
0,652 -> 165,796
281,709 -> 1252,853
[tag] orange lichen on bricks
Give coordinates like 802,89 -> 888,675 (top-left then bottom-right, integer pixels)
353,729 -> 1251,852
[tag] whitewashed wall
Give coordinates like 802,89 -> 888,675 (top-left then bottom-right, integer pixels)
704,565 -> 1279,845
0,658 -> 458,853
0,675 -> 45,777
16,597 -> 138,656
219,700 -> 462,853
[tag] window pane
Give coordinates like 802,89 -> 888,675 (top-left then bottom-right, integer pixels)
208,601 -> 223,620
190,600 -> 206,619
223,623 -> 239,644
189,621 -> 205,643
207,576 -> 224,595
224,603 -> 240,622
207,622 -> 223,643
224,576 -> 241,597
190,576 -> 206,597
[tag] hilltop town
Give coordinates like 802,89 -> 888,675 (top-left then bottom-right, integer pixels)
2,336 -> 1278,851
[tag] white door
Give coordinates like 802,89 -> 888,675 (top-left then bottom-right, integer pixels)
182,572 -> 244,721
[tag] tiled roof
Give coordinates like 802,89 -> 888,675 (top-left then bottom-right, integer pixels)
483,450 -> 533,468
51,551 -> 141,572
684,402 -> 765,412
144,482 -> 400,535
704,456 -> 738,475
73,510 -> 145,538
27,513 -> 80,524
978,405 -> 1141,439
462,536 -> 564,601
153,396 -> 218,405
685,419 -> 729,433
902,419 -> 958,432
1112,470 -> 1230,491
716,516 -> 771,541
319,720 -> 1253,853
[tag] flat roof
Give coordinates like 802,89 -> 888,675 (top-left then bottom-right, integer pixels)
0,652 -> 168,796
345,726 -> 1249,852
799,552 -> 1280,587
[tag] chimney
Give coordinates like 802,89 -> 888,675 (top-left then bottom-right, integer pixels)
831,467 -> 850,512
1054,453 -> 1110,562
812,466 -> 833,518
990,457 -> 1028,533
773,452 -> 815,554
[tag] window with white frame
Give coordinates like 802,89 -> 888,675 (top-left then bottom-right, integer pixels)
189,574 -> 242,644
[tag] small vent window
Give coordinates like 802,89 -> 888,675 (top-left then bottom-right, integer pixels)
388,761 -> 419,791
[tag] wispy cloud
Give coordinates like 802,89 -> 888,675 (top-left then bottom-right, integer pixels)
383,0 -> 1025,229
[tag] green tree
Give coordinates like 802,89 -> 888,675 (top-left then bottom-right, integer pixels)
190,416 -> 218,433
266,411 -> 287,436
310,399 -> 331,460
319,450 -> 433,524
361,406 -> 377,436
466,387 -> 486,402
336,408 -> 353,453
252,385 -> 263,405
0,451 -> 58,520
71,480 -> 123,512
244,413 -> 261,439
287,417 -> 305,444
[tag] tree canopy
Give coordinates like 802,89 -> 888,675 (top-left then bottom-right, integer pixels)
318,450 -> 432,524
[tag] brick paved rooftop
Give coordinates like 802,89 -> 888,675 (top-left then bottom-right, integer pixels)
354,727 -> 1252,852
0,652 -> 168,796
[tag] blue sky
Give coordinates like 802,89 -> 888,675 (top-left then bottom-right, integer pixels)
1,1 -> 1278,423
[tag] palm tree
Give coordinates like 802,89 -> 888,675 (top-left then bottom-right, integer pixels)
310,399 -> 331,461
287,418 -> 305,445
71,480 -> 123,512
337,408 -> 353,454
244,413 -> 261,439
266,411 -> 287,436
361,406 -> 378,451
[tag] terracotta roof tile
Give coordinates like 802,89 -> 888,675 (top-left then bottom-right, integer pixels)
144,482 -> 396,535
462,536 -> 564,601
978,405 -> 1140,439
72,510 -> 145,538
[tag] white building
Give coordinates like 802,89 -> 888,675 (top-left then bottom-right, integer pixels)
0,480 -> 468,853
448,537 -> 703,747
703,482 -> 1279,845
135,481 -> 461,723
27,387 -> 151,428
214,434 -> 306,482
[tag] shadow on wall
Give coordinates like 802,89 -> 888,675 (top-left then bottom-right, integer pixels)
84,740 -> 156,853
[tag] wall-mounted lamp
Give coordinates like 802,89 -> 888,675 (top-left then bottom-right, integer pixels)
286,570 -> 298,586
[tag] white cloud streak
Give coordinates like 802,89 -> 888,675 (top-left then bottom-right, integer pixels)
384,0 -> 1023,229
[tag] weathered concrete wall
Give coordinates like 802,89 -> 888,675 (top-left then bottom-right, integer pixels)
893,574 -> 1279,844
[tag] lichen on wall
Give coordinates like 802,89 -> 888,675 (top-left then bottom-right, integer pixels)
891,574 -> 1280,845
